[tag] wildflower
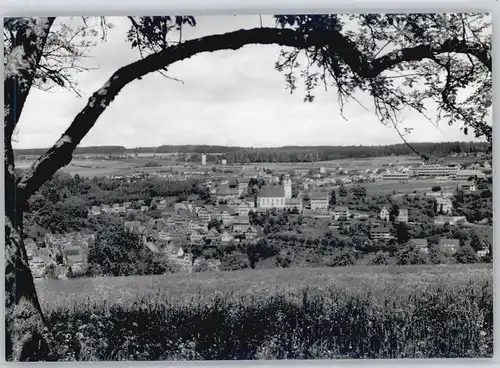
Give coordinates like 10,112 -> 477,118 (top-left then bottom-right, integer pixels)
480,331 -> 487,337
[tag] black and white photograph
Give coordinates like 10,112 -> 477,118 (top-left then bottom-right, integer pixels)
3,12 -> 493,361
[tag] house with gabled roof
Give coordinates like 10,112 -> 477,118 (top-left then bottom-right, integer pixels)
238,201 -> 250,217
243,197 -> 256,208
370,227 -> 392,240
157,229 -> 172,243
397,208 -> 409,223
379,207 -> 389,221
216,184 -> 239,201
310,191 -> 329,212
233,215 -> 251,233
63,246 -> 86,273
439,238 -> 460,256
238,178 -> 250,196
190,230 -> 204,244
407,238 -> 429,254
221,231 -> 233,244
333,206 -> 350,221
206,227 -> 221,243
174,202 -> 188,212
165,217 -> 176,227
243,225 -> 259,241
211,210 -> 222,222
197,208 -> 211,223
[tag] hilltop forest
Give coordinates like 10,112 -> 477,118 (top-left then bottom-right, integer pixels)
15,141 -> 490,162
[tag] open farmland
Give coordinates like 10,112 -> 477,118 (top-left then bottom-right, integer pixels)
37,264 -> 492,360
16,158 -> 141,177
34,263 -> 492,311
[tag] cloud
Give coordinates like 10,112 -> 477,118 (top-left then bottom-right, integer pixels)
14,15 -> 483,149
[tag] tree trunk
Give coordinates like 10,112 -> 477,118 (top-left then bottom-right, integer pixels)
4,18 -> 55,361
4,132 -> 49,361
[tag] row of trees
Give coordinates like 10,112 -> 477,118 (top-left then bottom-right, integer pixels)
15,141 -> 491,161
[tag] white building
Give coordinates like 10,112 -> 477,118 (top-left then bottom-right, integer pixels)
434,216 -> 466,225
258,186 -> 286,209
381,172 -> 409,183
415,164 -> 459,177
477,247 -> 490,258
454,169 -> 486,181
238,202 -> 250,217
310,191 -> 329,212
380,207 -> 389,221
283,175 -> 292,199
333,206 -> 350,220
370,227 -> 392,240
436,197 -> 453,215
458,182 -> 477,192
201,154 -> 207,166
439,239 -> 460,256
396,208 -> 409,223
407,238 -> 429,254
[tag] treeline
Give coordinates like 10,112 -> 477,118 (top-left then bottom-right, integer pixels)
220,142 -> 490,163
15,141 -> 490,160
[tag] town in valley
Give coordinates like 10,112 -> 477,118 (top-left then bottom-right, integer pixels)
16,143 -> 493,279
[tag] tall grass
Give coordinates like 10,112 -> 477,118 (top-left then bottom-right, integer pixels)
42,267 -> 493,361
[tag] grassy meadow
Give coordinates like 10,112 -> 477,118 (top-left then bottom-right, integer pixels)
37,264 -> 493,360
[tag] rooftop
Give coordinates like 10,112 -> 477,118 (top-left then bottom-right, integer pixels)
370,227 -> 390,233
439,238 -> 460,246
408,238 -> 428,246
258,186 -> 285,198
310,191 -> 329,200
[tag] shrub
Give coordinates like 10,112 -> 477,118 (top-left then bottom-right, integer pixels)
44,276 -> 493,361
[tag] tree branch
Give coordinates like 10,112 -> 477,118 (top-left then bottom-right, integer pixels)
4,18 -> 55,140
15,26 -> 491,201
371,37 -> 491,76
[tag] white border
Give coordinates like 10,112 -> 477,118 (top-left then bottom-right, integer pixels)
0,0 -> 498,367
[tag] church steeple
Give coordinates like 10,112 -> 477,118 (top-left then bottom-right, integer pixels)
284,174 -> 292,199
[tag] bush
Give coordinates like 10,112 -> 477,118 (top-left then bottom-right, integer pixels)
44,277 -> 493,361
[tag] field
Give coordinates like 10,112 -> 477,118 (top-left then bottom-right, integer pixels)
37,264 -> 493,360
15,155 -> 425,178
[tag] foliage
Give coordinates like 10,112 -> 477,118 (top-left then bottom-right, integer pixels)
455,245 -> 480,264
338,185 -> 347,197
389,203 -> 399,222
274,14 -> 492,142
40,266 -> 493,360
329,189 -> 336,206
396,247 -> 428,265
86,225 -> 174,277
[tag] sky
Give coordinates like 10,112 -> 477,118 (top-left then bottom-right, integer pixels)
13,15 -> 487,149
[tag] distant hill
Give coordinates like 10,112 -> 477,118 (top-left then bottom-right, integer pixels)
14,141 -> 490,162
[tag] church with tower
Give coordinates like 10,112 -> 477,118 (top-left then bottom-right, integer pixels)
257,175 -> 302,211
